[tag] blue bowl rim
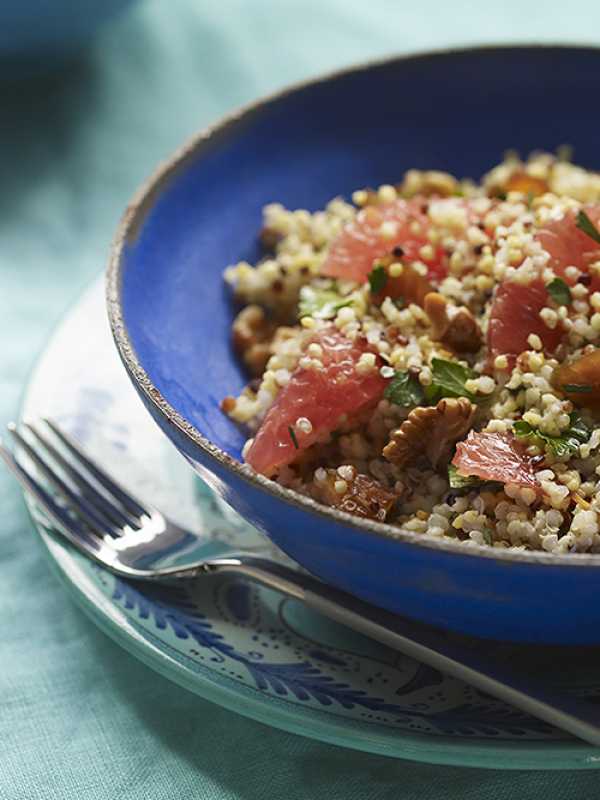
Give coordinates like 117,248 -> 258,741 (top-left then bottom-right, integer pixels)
106,42 -> 600,569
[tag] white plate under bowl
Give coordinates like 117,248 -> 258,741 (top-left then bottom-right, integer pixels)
19,277 -> 600,770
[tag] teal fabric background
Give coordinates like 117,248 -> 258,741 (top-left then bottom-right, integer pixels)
3,1 -> 600,797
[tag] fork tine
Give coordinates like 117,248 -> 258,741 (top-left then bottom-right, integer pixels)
23,421 -> 141,532
0,440 -> 105,560
44,418 -> 150,519
8,424 -> 117,539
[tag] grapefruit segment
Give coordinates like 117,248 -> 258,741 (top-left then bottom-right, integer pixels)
487,278 -> 563,364
245,328 -> 387,476
322,198 -> 446,284
452,430 -> 540,492
536,205 -> 600,290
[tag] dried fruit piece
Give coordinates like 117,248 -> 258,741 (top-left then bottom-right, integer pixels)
383,397 -> 476,469
314,467 -> 398,522
553,350 -> 600,408
452,431 -> 540,492
370,255 -> 433,308
424,292 -> 482,352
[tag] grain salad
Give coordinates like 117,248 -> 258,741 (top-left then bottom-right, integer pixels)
221,151 -> 600,554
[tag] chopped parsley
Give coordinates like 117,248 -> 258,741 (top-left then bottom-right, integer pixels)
298,285 -> 353,320
368,263 -> 388,294
546,277 -> 572,306
425,358 -> 478,404
562,383 -> 593,393
448,464 -> 483,489
575,210 -> 600,246
481,528 -> 494,547
447,464 -> 502,492
384,370 -> 425,408
513,412 -> 591,459
288,425 -> 299,449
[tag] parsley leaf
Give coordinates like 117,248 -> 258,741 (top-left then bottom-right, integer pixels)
448,464 -> 483,489
546,277 -> 572,306
368,264 -> 388,294
288,425 -> 299,449
298,285 -> 353,320
513,412 -> 591,458
576,210 -> 600,246
513,419 -> 533,437
425,358 -> 478,404
447,465 -> 502,493
482,528 -> 494,546
567,412 -> 592,443
384,370 -> 425,408
562,383 -> 593,393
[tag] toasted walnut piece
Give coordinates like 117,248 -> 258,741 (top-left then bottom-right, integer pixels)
232,305 -> 277,376
504,172 -> 549,197
314,467 -> 398,522
398,169 -> 459,198
424,292 -> 482,353
383,397 -> 476,469
259,225 -> 282,250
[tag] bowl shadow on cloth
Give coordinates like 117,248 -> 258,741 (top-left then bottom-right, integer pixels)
0,54 -> 99,218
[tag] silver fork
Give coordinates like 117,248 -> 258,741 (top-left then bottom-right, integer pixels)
4,419 -> 600,748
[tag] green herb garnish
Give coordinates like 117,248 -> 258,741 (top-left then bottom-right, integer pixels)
384,370 -> 425,408
425,358 -> 478,404
513,412 -> 591,458
448,464 -> 483,489
482,528 -> 494,547
513,419 -> 533,437
288,425 -> 299,449
298,285 -> 353,320
447,465 -> 502,493
546,277 -> 572,306
562,383 -> 593,393
368,264 -> 388,294
496,191 -> 508,201
576,210 -> 600,246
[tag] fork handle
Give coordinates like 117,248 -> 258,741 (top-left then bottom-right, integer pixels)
204,556 -> 600,748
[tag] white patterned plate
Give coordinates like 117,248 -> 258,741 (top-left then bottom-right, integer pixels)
20,278 -> 600,769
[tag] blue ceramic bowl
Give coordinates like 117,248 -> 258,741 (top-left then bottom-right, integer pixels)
108,45 -> 600,645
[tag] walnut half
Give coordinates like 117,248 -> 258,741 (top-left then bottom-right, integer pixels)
424,292 -> 482,353
383,397 -> 476,469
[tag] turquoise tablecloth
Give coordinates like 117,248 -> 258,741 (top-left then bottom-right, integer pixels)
3,2 -> 600,797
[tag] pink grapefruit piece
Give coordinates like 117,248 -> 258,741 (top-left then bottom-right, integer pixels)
245,329 -> 387,476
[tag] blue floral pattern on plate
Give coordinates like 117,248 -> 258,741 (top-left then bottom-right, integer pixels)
20,279 -> 600,768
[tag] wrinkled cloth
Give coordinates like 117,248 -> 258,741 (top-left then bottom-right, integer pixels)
3,1 -> 600,797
